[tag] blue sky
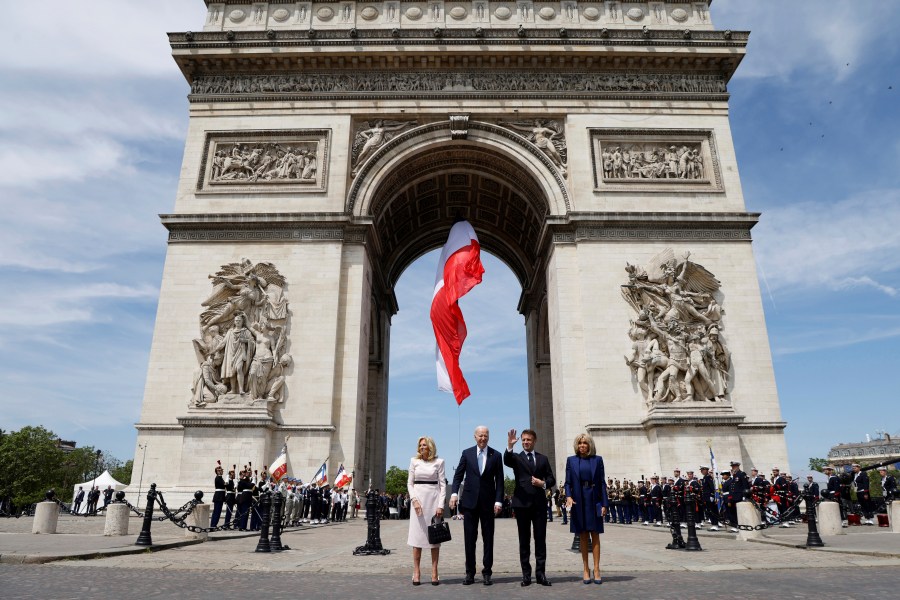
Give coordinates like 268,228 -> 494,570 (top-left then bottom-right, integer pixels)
2,2 -> 898,478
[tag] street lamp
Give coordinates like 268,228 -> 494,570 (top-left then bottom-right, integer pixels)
136,442 -> 148,505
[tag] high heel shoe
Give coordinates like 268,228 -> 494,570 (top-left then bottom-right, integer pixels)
431,577 -> 440,586
412,573 -> 421,586
583,570 -> 592,584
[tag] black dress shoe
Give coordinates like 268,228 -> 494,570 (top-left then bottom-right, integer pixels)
521,578 -> 532,587
463,575 -> 475,585
536,576 -> 552,586
483,575 -> 492,586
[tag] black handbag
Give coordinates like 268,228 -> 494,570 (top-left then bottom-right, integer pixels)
427,515 -> 452,544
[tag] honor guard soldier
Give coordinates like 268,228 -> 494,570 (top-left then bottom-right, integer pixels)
699,466 -> 719,531
638,480 -> 649,525
750,468 -> 767,488
605,478 -> 614,522
664,475 -> 685,549
771,467 -> 792,527
852,464 -> 875,525
224,467 -> 237,527
621,480 -> 634,524
684,469 -> 703,528
672,469 -> 686,526
661,476 -> 673,525
210,461 -> 227,527
721,470 -> 737,532
649,476 -> 663,526
821,465 -> 847,527
879,467 -> 897,501
805,475 -> 820,498
236,469 -> 253,530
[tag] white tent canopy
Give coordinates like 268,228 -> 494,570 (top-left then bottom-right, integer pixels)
70,470 -> 127,513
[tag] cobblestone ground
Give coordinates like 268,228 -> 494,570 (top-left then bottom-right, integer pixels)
2,516 -> 898,598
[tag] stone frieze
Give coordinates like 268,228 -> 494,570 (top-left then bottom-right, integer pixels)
189,71 -> 727,100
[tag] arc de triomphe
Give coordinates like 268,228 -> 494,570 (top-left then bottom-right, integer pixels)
134,0 -> 789,497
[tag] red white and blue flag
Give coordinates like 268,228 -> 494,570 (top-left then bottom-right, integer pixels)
270,444 -> 288,483
312,462 -> 328,486
334,464 -> 352,489
430,220 -> 484,405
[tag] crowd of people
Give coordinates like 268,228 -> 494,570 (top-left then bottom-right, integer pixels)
208,463 -> 358,531
203,438 -> 897,587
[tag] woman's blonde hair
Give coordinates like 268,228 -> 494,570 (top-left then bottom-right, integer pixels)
415,436 -> 438,461
572,433 -> 596,457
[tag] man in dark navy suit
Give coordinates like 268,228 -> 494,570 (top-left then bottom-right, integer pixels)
450,426 -> 504,586
505,428 -> 556,587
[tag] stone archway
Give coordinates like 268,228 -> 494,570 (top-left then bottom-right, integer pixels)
351,121 -> 564,488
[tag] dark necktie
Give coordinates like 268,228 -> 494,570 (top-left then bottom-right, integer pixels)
527,453 -> 535,467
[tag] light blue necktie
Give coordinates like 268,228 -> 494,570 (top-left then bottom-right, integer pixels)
479,449 -> 485,475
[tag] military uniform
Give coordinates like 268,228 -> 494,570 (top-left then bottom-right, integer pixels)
649,479 -> 663,525
700,469 -> 719,529
224,474 -> 236,527
853,468 -> 874,524
210,469 -> 227,527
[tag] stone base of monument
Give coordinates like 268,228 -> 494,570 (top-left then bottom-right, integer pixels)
891,502 -> 900,533
736,501 -> 761,541
186,503 -> 210,540
32,501 -> 59,534
817,501 -> 844,536
104,503 -> 130,536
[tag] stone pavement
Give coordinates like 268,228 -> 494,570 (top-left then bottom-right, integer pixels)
2,513 -> 899,571
2,515 -> 900,599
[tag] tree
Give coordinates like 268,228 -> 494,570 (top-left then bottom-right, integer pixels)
111,460 -> 134,485
808,457 -> 828,472
0,426 -> 67,506
384,465 -> 409,495
504,475 -> 515,497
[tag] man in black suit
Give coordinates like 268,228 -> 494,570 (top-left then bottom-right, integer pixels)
72,486 -> 84,514
504,428 -> 556,587
450,425 -> 504,586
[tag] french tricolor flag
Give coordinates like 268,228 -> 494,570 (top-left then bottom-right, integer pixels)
430,220 -> 484,405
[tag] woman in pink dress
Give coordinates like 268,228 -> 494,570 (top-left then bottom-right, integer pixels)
407,436 -> 447,585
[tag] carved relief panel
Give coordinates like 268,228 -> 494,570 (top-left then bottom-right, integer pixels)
621,249 -> 730,409
191,259 -> 292,416
197,129 -> 330,193
590,129 -> 723,193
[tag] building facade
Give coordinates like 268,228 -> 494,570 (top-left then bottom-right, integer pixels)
133,0 -> 789,499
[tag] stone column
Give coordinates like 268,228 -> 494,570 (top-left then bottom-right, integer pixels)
104,503 -> 130,536
890,502 -> 900,533
817,501 -> 845,536
32,501 -> 59,534
186,503 -> 210,540
736,501 -> 761,541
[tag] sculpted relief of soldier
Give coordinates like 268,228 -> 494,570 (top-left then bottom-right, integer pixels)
210,141 -> 317,183
622,249 -> 730,407
602,143 -> 705,180
191,259 -> 292,414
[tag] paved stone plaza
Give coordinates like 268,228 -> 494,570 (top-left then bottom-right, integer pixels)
2,514 -> 898,598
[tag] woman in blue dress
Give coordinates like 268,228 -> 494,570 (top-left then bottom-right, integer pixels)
564,433 -> 609,584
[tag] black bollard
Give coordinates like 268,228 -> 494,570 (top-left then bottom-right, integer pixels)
570,533 -> 580,552
255,491 -> 272,553
804,485 -> 824,547
135,483 -> 157,546
115,491 -> 126,503
353,488 -> 390,555
45,489 -> 56,502
270,491 -> 286,551
684,488 -> 702,551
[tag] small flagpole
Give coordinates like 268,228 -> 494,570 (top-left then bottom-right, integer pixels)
457,404 -> 462,460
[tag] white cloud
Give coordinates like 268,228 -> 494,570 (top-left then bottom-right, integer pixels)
0,1 -> 207,78
3,282 -> 159,327
713,1 -> 899,81
753,189 -> 900,297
